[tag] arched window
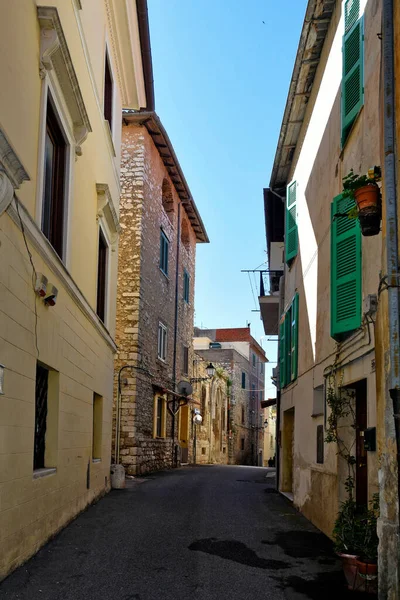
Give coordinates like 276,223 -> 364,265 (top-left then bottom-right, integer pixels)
161,178 -> 174,223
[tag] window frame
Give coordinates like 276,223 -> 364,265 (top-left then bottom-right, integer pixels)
158,321 -> 168,362
104,48 -> 114,137
96,225 -> 109,324
153,394 -> 167,438
36,83 -> 73,263
33,362 -> 59,473
279,293 -> 299,389
160,229 -> 169,276
182,345 -> 189,375
183,269 -> 190,303
241,371 -> 246,389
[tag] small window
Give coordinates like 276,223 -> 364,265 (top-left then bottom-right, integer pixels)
96,228 -> 108,323
182,345 -> 189,375
252,354 -> 256,367
104,51 -> 113,132
92,393 -> 103,460
316,425 -> 324,464
241,438 -> 245,451
241,372 -> 246,389
160,229 -> 169,276
241,405 -> 245,424
42,96 -> 67,259
260,362 -> 264,374
158,322 -> 167,361
202,447 -> 206,455
154,395 -> 166,438
34,363 -> 59,471
183,269 -> 190,303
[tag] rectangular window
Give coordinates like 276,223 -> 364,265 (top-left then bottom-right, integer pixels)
252,353 -> 256,367
182,345 -> 189,375
96,228 -> 108,323
92,393 -> 103,460
241,372 -> 246,389
183,269 -> 190,303
42,97 -> 66,259
34,364 -> 49,470
241,438 -> 245,451
241,405 -> 245,424
330,194 -> 362,340
279,293 -> 299,389
104,51 -> 113,131
160,229 -> 169,275
341,1 -> 364,146
158,322 -> 167,361
316,425 -> 324,464
285,180 -> 298,264
34,363 -> 59,471
260,362 -> 264,374
154,395 -> 166,438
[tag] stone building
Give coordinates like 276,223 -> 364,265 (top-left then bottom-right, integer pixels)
191,356 -> 230,465
114,112 -> 208,475
193,327 -> 267,465
0,0 -> 152,579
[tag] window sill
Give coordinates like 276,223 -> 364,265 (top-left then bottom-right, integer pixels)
92,458 -> 101,463
33,467 -> 57,480
159,268 -> 169,281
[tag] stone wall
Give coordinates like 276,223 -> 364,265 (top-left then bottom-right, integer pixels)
115,124 -> 197,475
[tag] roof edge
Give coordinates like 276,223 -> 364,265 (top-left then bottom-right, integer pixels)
136,0 -> 155,111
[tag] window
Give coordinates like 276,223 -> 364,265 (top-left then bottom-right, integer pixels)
312,386 -> 324,417
260,362 -> 264,374
285,180 -> 298,264
96,228 -> 108,322
34,363 -> 59,471
252,353 -> 256,367
279,293 -> 299,389
182,345 -> 189,375
241,372 -> 246,389
160,229 -> 169,275
241,438 -> 245,451
154,395 -> 166,438
241,405 -> 245,424
316,425 -> 324,464
202,447 -> 206,455
92,393 -> 103,460
183,269 -> 190,303
341,1 -> 364,146
158,322 -> 167,361
104,51 -> 113,132
42,97 -> 67,259
330,194 -> 362,340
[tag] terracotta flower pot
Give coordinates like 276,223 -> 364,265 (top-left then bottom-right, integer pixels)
355,559 -> 378,594
337,552 -> 359,590
354,184 -> 380,211
358,205 -> 381,236
356,559 -> 377,576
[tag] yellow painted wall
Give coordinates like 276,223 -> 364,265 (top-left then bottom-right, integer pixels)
0,0 -> 142,580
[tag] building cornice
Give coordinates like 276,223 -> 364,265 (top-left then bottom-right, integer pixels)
0,129 -> 30,216
123,110 -> 209,243
269,0 -> 336,191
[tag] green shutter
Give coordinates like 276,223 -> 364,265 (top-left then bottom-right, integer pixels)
341,15 -> 364,145
344,0 -> 360,33
330,194 -> 362,340
285,180 -> 298,264
284,311 -> 292,385
291,293 -> 299,381
279,319 -> 286,389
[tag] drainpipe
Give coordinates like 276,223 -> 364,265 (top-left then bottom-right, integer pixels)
171,202 -> 181,466
382,0 -> 400,593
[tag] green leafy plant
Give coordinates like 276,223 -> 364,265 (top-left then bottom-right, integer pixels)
342,167 -> 381,200
357,493 -> 379,562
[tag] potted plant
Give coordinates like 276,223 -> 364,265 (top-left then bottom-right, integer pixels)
342,167 -> 382,236
354,494 -> 379,593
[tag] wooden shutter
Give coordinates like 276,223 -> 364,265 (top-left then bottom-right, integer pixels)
279,319 -> 286,389
330,194 -> 362,340
341,14 -> 364,145
291,293 -> 299,381
285,181 -> 298,264
284,311 -> 292,385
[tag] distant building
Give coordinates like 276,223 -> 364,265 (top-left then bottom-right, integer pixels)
194,327 -> 267,465
114,112 -> 208,475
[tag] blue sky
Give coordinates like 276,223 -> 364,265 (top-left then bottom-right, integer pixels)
147,0 -> 306,397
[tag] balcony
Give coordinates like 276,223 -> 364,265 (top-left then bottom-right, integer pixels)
258,270 -> 282,335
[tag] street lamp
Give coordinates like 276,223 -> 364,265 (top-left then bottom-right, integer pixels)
190,362 -> 215,383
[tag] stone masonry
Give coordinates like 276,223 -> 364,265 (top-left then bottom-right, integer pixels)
114,121 -> 202,475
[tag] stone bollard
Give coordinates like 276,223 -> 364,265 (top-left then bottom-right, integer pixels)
110,464 -> 125,489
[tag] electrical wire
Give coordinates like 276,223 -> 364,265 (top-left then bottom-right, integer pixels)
14,196 -> 40,358
247,271 -> 258,310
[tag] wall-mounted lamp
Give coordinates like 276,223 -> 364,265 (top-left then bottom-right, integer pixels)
0,364 -> 5,395
35,273 -> 48,297
44,284 -> 58,307
190,363 -> 215,383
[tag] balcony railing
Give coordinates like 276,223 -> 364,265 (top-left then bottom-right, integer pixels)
259,270 -> 283,297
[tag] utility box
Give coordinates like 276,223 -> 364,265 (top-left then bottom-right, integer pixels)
363,294 -> 378,315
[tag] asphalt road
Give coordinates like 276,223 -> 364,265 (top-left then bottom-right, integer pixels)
0,465 -> 372,600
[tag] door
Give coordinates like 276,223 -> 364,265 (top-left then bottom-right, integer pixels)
355,380 -> 368,505
179,405 -> 189,463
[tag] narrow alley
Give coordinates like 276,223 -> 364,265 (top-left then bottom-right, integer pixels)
0,466 -> 371,600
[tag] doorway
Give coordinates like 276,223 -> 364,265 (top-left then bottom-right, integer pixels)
281,408 -> 294,493
179,405 -> 189,464
354,379 -> 368,505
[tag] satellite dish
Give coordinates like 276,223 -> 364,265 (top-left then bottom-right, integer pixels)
177,380 -> 193,397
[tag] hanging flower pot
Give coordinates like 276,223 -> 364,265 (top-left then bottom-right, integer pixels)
354,184 -> 380,211
358,205 -> 381,236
